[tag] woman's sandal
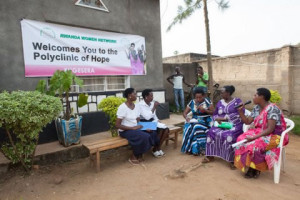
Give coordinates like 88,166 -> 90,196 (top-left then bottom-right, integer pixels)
244,168 -> 255,178
128,158 -> 140,165
202,157 -> 214,163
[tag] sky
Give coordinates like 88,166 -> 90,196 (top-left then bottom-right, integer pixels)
160,0 -> 300,58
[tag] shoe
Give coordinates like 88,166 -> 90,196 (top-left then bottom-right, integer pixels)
152,151 -> 162,158
159,150 -> 165,156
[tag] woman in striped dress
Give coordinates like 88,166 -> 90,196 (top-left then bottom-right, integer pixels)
181,88 -> 214,155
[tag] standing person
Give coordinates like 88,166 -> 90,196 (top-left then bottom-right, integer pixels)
116,88 -> 161,165
167,66 -> 193,112
195,65 -> 209,93
203,85 -> 244,169
234,88 -> 287,178
138,89 -> 169,156
181,88 -> 214,155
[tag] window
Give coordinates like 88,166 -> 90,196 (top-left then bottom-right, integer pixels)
70,76 -> 130,92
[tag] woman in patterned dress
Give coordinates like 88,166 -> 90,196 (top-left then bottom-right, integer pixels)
181,88 -> 214,155
234,88 -> 287,178
203,85 -> 244,169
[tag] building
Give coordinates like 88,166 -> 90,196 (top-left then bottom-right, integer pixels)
0,0 -> 167,143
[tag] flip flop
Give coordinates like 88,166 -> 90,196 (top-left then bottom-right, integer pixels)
128,158 -> 140,165
202,157 -> 214,163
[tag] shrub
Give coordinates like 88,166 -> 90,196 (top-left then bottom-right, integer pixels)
98,96 -> 126,137
0,91 -> 62,171
270,90 -> 282,104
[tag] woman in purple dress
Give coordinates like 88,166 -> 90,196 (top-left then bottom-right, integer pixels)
203,85 -> 244,168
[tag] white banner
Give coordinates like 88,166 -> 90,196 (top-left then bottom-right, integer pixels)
20,19 -> 146,77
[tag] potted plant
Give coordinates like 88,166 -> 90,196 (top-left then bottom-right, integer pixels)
98,96 -> 126,137
36,70 -> 88,146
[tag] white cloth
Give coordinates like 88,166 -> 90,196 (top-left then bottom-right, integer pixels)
117,103 -> 140,131
138,100 -> 167,129
173,75 -> 183,89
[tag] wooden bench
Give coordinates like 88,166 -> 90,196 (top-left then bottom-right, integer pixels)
83,137 -> 129,172
165,126 -> 183,149
83,126 -> 182,172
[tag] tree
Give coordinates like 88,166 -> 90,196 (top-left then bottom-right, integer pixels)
167,0 -> 229,93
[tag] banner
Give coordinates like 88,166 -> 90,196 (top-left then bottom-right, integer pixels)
20,19 -> 146,77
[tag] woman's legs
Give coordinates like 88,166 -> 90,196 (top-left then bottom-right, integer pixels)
120,130 -> 153,161
157,128 -> 169,149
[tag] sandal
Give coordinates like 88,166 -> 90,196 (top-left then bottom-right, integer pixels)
244,168 -> 255,179
202,157 -> 214,163
128,158 -> 140,165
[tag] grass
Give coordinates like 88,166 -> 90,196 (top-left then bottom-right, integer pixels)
289,115 -> 300,135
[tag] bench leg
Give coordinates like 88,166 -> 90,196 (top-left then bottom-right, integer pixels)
96,151 -> 100,173
174,131 -> 178,149
165,136 -> 169,146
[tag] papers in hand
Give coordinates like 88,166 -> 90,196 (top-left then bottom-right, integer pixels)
231,139 -> 247,148
189,118 -> 198,123
138,122 -> 157,130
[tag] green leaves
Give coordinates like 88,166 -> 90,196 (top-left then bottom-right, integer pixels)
167,0 -> 229,32
78,93 -> 88,108
98,96 -> 126,137
0,91 -> 62,170
270,90 -> 282,104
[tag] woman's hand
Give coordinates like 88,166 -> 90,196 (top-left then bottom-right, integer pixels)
185,117 -> 191,122
248,123 -> 255,130
245,135 -> 256,142
215,117 -> 227,123
198,106 -> 207,113
133,125 -> 143,130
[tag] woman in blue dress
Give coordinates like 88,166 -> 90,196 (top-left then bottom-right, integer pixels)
181,88 -> 214,155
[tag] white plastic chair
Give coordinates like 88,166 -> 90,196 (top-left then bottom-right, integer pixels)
274,118 -> 294,184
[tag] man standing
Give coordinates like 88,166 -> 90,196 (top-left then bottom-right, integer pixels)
196,65 -> 209,93
167,66 -> 192,112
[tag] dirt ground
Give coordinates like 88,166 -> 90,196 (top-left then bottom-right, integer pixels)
0,134 -> 300,200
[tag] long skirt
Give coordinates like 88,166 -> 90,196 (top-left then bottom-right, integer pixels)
119,130 -> 159,157
181,122 -> 210,155
206,125 -> 243,162
234,128 -> 285,172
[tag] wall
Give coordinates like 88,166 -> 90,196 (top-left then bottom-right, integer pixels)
163,53 -> 218,63
291,46 -> 300,114
0,0 -> 163,91
163,45 -> 300,114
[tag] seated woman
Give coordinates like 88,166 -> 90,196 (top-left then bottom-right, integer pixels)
203,85 -> 244,168
116,88 -> 161,164
234,88 -> 287,178
138,89 -> 169,156
181,88 -> 214,155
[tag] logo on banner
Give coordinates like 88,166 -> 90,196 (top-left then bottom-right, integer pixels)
40,27 -> 56,39
75,0 -> 109,12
